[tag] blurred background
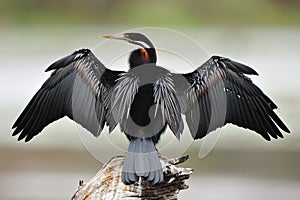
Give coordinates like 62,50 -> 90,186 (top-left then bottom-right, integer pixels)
0,0 -> 300,199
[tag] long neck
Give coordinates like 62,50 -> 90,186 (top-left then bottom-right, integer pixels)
145,48 -> 157,63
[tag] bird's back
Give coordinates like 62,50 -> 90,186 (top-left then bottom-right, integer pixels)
120,64 -> 169,141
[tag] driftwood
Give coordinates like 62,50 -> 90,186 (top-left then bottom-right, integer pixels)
71,155 -> 193,200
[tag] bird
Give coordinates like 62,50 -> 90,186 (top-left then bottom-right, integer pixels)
12,32 -> 290,185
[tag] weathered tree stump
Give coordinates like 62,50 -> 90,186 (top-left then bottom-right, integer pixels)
71,155 -> 193,200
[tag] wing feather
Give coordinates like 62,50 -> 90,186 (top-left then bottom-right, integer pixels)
110,72 -> 140,124
12,49 -> 124,141
175,56 -> 290,140
154,73 -> 184,138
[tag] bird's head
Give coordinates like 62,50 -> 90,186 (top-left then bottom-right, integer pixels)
102,32 -> 157,68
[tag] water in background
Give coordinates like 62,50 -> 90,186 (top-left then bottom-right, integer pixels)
0,26 -> 299,200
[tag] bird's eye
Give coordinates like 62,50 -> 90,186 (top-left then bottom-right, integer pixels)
124,33 -> 130,39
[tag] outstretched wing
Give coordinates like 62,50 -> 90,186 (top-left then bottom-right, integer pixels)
174,56 -> 290,141
12,49 -> 124,142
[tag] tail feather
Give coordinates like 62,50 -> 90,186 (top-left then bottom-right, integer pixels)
122,137 -> 163,185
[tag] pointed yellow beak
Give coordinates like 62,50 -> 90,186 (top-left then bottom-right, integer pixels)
100,35 -> 127,41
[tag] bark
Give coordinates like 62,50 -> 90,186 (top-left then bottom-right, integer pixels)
71,155 -> 193,200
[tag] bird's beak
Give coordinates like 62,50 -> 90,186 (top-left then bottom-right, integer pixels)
101,35 -> 129,42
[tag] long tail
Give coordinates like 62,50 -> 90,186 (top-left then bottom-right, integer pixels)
122,137 -> 163,185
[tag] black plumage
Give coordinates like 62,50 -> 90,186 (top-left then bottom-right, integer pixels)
177,56 -> 289,140
12,33 -> 290,184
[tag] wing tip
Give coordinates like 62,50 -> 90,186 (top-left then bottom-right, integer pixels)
45,48 -> 91,72
12,123 -> 17,129
264,127 -> 290,141
283,126 -> 291,134
13,130 -> 33,142
24,135 -> 33,142
12,129 -> 19,137
213,55 -> 259,76
16,133 -> 25,141
260,132 -> 271,141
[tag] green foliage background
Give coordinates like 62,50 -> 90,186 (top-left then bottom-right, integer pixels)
1,0 -> 300,27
